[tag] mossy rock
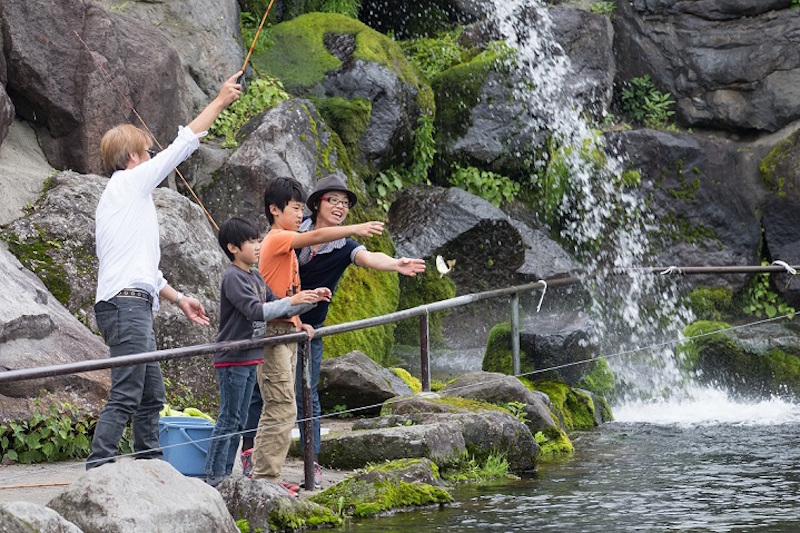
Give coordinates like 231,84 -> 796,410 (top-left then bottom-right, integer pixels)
576,357 -> 616,400
394,258 -> 456,346
481,322 -> 533,375
760,127 -> 800,198
682,286 -> 735,322
681,320 -> 800,398
392,367 -> 422,393
534,426 -> 574,459
528,380 -> 599,430
310,458 -> 453,517
253,12 -> 432,113
312,96 -> 372,167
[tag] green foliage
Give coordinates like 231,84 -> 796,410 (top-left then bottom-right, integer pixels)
481,322 -> 533,375
400,30 -> 467,79
394,257 -> 456,346
367,114 -> 436,212
208,77 -> 290,148
528,380 -> 599,430
589,1 -> 616,15
240,11 -> 273,59
448,165 -> 520,206
742,263 -> 796,319
441,451 -> 513,483
533,427 -> 574,459
620,75 -> 676,129
1,403 -> 96,463
314,96 -> 372,164
576,357 -> 616,400
503,401 -> 529,424
683,287 -> 735,321
327,404 -> 353,419
235,518 -> 264,533
793,0 -> 800,9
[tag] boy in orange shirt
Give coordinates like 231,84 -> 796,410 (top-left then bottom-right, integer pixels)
251,176 -> 384,491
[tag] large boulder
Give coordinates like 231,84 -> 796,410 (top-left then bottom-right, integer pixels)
0,509 -> 29,533
91,0 -> 243,116
0,84 -> 12,147
48,460 -> 238,533
0,502 -> 82,533
613,1 -> 800,132
440,371 -> 559,433
318,351 -> 413,415
318,422 -> 466,470
0,120 -> 52,227
200,98 -> 349,229
518,312 -> 598,385
359,0 -> 486,38
2,170 -> 227,413
0,0 -> 188,174
251,13 -> 430,171
0,245 -> 109,420
606,129 -> 764,292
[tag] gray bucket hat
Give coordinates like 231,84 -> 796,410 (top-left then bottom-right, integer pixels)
306,173 -> 358,211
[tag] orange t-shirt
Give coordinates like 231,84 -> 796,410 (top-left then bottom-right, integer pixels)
258,228 -> 301,328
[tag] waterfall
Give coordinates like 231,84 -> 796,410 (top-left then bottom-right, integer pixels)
486,0 -> 698,402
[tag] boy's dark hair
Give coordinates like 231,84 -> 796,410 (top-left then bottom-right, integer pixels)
263,176 -> 307,224
218,217 -> 259,262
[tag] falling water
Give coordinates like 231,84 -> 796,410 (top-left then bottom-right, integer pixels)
485,0 -> 698,402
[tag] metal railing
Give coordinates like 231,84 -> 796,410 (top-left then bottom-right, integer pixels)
1,263 -> 797,490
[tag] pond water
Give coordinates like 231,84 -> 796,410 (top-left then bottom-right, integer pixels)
340,389 -> 800,532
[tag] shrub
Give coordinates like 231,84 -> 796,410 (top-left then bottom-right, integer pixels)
619,74 -> 676,129
448,165 -> 520,207
1,403 -> 96,463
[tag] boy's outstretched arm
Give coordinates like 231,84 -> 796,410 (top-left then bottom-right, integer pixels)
291,221 -> 385,249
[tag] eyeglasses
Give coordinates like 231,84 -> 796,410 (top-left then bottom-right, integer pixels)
321,196 -> 351,208
146,148 -> 158,157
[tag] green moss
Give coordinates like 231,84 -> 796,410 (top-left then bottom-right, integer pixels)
1,226 -> 72,305
393,367 -> 422,393
254,13 -> 430,111
310,460 -> 453,517
529,380 -> 598,430
394,258 -> 456,346
534,427 -> 574,459
576,357 -> 616,399
683,287 -> 735,322
381,395 -> 506,416
760,128 -> 800,197
312,96 -> 372,164
481,322 -> 533,375
266,498 -> 342,531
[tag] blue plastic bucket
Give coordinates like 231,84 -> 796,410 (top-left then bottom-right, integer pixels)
158,416 -> 214,477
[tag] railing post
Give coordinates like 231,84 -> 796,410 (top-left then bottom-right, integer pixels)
420,312 -> 431,392
301,338 -> 315,491
511,292 -> 520,376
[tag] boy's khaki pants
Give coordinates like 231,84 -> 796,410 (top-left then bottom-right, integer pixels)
252,322 -> 298,482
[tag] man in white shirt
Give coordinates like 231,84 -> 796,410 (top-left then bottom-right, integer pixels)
87,71 -> 242,469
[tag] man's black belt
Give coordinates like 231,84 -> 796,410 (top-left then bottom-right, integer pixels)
116,289 -> 153,305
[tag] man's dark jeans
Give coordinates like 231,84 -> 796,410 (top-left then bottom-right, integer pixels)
87,296 -> 165,469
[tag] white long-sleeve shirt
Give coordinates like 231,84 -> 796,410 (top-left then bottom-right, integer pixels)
94,126 -> 205,311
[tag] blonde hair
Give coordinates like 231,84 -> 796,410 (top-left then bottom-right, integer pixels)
99,124 -> 151,175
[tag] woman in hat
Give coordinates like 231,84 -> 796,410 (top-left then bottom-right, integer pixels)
295,173 -> 425,486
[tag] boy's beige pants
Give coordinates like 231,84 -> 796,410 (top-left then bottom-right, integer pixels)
252,322 -> 298,482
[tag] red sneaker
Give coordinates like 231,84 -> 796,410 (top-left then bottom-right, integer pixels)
280,480 -> 300,497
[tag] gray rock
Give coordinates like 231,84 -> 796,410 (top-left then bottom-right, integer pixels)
0,120 -> 52,227
1,502 -> 83,533
614,1 -> 800,132
1,0 -> 188,174
440,371 -> 559,434
217,476 -> 326,532
319,351 -> 413,416
0,509 -> 30,533
319,422 -> 465,470
606,129 -> 763,292
201,99 -> 349,229
91,0 -> 243,116
0,245 -> 109,420
48,460 -> 238,533
0,83 -> 12,146
519,311 -> 598,385
378,400 -> 539,472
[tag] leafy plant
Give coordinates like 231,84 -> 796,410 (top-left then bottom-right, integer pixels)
401,30 -> 466,79
590,1 -> 616,15
208,76 -> 290,148
329,404 -> 353,419
0,402 -> 96,463
504,401 -> 530,424
620,75 -> 676,129
742,262 -> 796,319
442,451 -> 512,483
366,115 -> 435,212
793,0 -> 800,9
448,165 -> 520,207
